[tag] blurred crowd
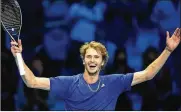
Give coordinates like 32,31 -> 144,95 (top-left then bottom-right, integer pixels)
1,0 -> 181,111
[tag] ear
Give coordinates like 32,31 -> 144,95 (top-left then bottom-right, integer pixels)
81,56 -> 85,64
83,59 -> 85,65
101,61 -> 105,66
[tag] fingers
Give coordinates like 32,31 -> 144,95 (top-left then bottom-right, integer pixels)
176,28 -> 180,37
11,46 -> 21,53
174,28 -> 181,41
178,28 -> 181,41
11,41 -> 18,46
166,31 -> 170,40
10,39 -> 22,46
18,39 -> 22,46
173,28 -> 180,37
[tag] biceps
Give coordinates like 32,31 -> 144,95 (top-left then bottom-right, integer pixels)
131,70 -> 149,86
34,77 -> 50,91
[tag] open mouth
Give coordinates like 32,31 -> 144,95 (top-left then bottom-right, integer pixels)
89,65 -> 97,69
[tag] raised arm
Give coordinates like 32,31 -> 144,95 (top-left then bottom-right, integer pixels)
11,40 -> 50,90
131,28 -> 180,86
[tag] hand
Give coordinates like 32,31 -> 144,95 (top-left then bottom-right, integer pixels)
166,28 -> 181,52
10,39 -> 23,57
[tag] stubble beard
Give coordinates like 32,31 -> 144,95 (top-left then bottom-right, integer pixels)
85,65 -> 100,76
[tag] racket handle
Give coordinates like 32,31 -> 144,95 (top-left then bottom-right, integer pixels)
15,53 -> 25,75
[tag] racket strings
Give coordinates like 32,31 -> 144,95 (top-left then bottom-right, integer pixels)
1,17 -> 20,27
1,0 -> 21,33
1,7 -> 21,23
2,11 -> 20,22
1,1 -> 21,18
1,16 -> 20,25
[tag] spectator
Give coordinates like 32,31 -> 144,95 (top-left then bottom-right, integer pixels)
105,47 -> 135,111
41,26 -> 70,77
106,47 -> 134,74
1,51 -> 18,110
151,0 -> 180,32
68,0 -> 106,42
139,47 -> 159,110
23,55 -> 49,111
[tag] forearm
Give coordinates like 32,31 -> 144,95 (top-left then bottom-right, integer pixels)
22,61 -> 37,87
145,47 -> 171,79
15,55 -> 37,88
132,28 -> 180,86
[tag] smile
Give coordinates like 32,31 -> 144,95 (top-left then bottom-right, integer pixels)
89,65 -> 97,69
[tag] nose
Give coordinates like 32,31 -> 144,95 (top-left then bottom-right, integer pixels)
90,57 -> 95,62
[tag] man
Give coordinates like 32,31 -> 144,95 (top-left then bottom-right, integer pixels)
10,28 -> 180,110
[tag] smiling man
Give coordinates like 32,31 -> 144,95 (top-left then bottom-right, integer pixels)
10,28 -> 180,110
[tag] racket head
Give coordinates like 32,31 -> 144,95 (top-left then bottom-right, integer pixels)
1,0 -> 22,41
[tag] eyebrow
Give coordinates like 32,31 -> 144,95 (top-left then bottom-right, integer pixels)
86,54 -> 100,57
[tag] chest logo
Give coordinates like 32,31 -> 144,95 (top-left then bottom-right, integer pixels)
101,83 -> 105,88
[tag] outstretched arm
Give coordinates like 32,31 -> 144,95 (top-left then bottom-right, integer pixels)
131,28 -> 180,86
11,40 -> 50,90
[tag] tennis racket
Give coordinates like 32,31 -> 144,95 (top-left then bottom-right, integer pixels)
1,0 -> 25,75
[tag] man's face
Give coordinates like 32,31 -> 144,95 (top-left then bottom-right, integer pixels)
84,48 -> 103,76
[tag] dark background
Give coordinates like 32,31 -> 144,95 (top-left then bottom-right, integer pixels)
1,0 -> 181,111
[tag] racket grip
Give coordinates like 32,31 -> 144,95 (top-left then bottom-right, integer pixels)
15,53 -> 25,75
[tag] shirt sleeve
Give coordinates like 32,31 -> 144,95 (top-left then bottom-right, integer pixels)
122,73 -> 134,91
111,73 -> 134,93
49,76 -> 74,100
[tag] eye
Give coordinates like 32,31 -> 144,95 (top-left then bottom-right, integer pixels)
86,55 -> 91,59
95,55 -> 99,59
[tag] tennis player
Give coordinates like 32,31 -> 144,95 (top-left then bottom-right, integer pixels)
10,28 -> 180,110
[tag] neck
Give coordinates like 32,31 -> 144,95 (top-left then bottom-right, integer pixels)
83,71 -> 99,84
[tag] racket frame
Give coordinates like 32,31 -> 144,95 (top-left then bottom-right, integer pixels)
1,0 -> 25,76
